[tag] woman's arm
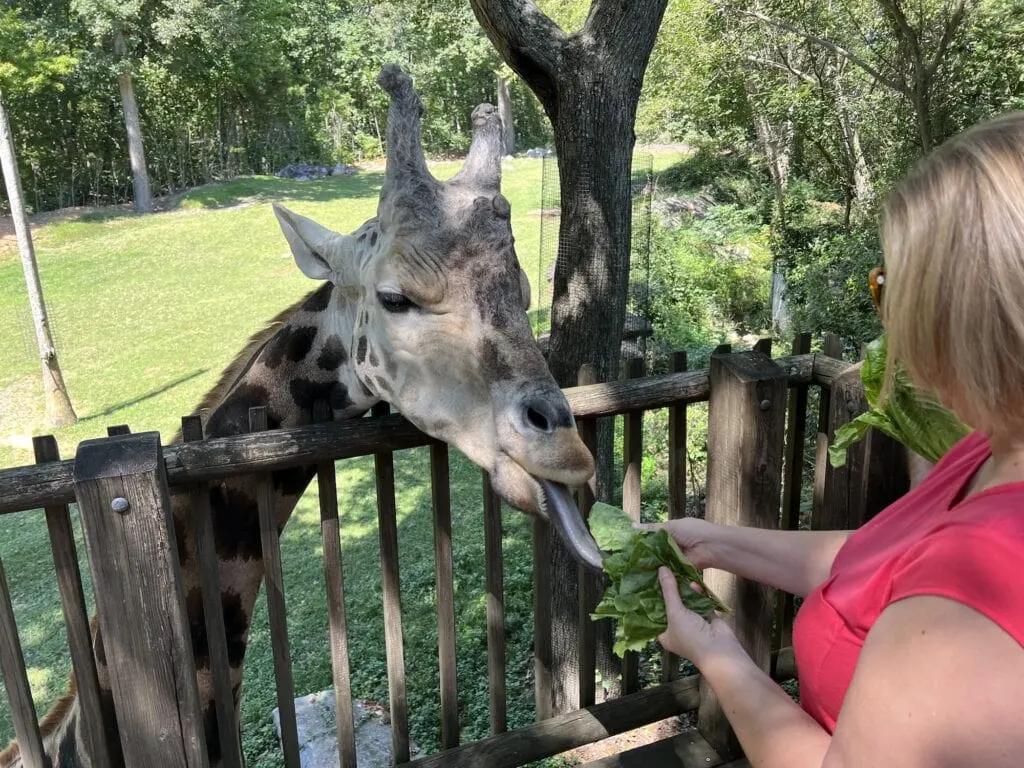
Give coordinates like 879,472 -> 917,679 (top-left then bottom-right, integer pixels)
646,519 -> 851,597
657,570 -> 1024,768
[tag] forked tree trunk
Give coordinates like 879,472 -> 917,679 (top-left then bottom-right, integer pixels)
114,31 -> 152,213
470,0 -> 669,714
0,92 -> 78,426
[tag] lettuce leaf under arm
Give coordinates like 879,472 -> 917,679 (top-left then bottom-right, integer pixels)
829,335 -> 969,467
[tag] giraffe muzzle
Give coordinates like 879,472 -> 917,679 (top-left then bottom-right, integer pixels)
538,478 -> 604,573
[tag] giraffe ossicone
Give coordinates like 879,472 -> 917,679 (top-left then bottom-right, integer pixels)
1,64 -> 600,768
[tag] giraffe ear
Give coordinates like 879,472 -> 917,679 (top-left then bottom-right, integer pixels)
273,203 -> 342,281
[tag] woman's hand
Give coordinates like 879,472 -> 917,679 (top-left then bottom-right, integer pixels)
637,517 -> 719,570
656,566 -> 746,670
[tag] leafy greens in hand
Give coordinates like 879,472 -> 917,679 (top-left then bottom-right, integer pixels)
829,334 -> 969,467
588,502 -> 728,657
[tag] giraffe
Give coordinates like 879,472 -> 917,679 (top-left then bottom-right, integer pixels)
1,65 -> 601,767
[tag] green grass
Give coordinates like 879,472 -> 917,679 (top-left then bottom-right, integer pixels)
0,149 -> 688,765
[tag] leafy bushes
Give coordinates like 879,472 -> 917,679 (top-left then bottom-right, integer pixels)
645,204 -> 773,360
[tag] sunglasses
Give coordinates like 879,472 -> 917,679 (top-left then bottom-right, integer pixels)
869,266 -> 886,315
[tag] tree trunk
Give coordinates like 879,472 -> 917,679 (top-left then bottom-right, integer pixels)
497,76 -> 515,155
470,0 -> 669,715
114,31 -> 152,213
0,93 -> 78,426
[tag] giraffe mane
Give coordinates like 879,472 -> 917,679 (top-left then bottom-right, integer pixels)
173,288 -> 319,441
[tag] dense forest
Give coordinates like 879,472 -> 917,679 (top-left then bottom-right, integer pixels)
2,0 -> 1024,341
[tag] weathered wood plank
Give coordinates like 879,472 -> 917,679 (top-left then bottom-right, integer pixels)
318,453 -> 358,768
575,364 -> 599,710
662,351 -> 688,683
1,355 -> 823,516
430,444 -> 460,749
815,366 -> 870,531
621,357 -> 644,696
180,417 -> 244,768
249,407 -> 300,768
578,727 -> 727,768
33,435 -> 113,768
0,555 -> 48,768
72,431 -> 208,768
400,675 -> 702,768
812,335 -> 844,530
483,470 -> 507,734
772,333 -> 811,675
309,400 -> 358,768
698,351 -> 787,760
373,402 -> 410,763
533,512 -> 553,721
106,425 -> 130,436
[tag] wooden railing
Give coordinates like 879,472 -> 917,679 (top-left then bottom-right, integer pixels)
0,338 -> 906,768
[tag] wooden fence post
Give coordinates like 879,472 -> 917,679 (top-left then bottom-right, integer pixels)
73,431 -> 208,768
815,366 -> 869,531
698,350 -> 788,759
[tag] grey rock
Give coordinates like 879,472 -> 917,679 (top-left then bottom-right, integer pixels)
272,692 -> 419,768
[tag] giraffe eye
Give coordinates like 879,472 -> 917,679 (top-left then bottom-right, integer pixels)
377,291 -> 416,314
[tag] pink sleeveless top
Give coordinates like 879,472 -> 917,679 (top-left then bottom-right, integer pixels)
793,431 -> 1024,732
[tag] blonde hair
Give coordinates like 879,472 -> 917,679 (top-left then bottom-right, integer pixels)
881,111 -> 1024,438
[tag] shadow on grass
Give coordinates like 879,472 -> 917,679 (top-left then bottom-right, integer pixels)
81,368 -> 209,422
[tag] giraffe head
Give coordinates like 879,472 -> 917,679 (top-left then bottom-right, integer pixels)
272,66 -> 600,567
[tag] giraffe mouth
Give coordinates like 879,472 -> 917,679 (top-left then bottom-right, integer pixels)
536,478 -> 604,574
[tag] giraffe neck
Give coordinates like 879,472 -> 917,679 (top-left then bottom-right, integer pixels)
173,279 -> 379,765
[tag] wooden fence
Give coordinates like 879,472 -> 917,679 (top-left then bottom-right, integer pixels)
0,336 -> 907,768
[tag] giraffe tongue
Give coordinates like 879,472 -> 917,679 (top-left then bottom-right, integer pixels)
537,479 -> 604,574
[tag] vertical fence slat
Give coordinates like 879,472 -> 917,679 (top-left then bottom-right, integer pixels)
621,357 -> 644,696
575,363 -> 599,709
430,444 -> 460,749
73,431 -> 208,768
0,555 -> 48,768
180,417 -> 244,768
34,436 -> 113,768
811,334 -> 843,530
532,511 -> 552,721
482,470 -> 507,734
772,334 -> 811,675
662,351 -> 688,683
373,402 -> 411,762
697,351 -> 787,760
311,401 -> 359,768
106,425 -> 130,436
248,407 -> 300,768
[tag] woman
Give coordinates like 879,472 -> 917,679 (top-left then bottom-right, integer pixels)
651,112 -> 1024,766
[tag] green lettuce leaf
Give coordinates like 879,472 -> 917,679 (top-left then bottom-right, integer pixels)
829,334 -> 969,467
588,502 -> 728,657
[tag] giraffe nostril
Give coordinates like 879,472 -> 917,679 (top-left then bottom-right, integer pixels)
520,396 -> 567,436
526,405 -> 553,434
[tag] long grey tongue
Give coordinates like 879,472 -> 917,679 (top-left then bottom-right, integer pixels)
538,479 -> 604,574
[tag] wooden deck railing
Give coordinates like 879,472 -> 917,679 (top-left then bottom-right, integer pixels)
0,338 -> 905,768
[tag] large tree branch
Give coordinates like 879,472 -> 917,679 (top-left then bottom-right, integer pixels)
719,4 -> 909,95
468,0 -> 566,115
581,0 -> 669,66
877,0 -> 924,66
926,0 -> 969,78
744,55 -> 817,85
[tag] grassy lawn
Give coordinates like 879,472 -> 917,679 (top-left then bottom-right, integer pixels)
0,149 -> 687,765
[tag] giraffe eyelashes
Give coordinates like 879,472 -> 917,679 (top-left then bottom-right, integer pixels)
377,291 -> 417,314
